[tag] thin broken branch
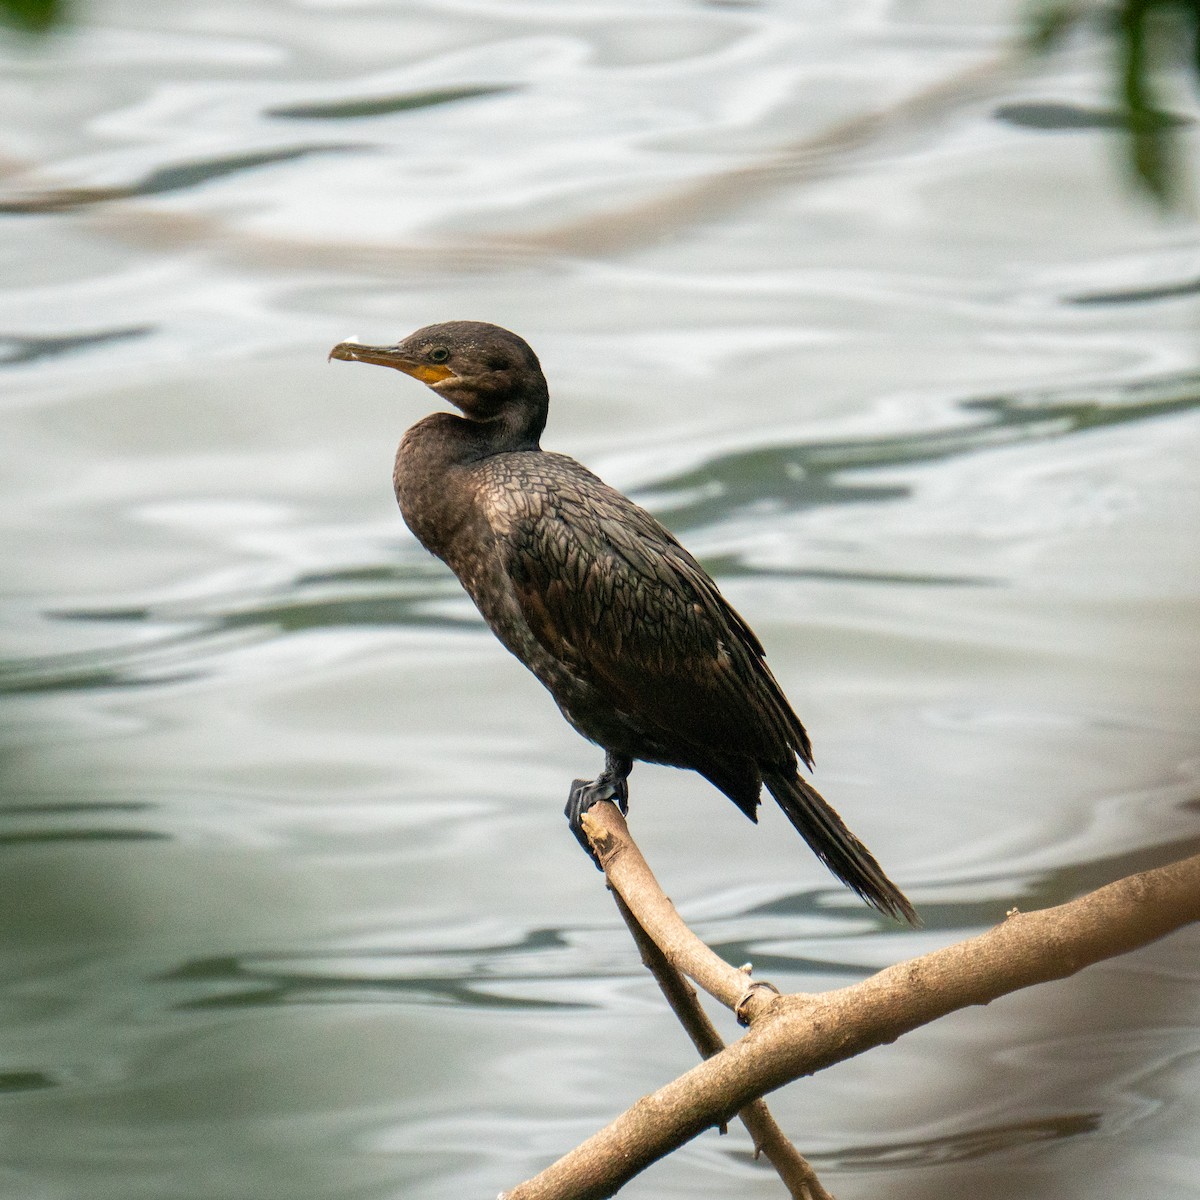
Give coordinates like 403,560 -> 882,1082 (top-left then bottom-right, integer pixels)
579,803 -> 780,1021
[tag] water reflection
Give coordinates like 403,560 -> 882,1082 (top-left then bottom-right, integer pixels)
160,926 -> 591,1013
0,800 -> 167,846
727,829 -> 1200,963
819,1112 -> 1102,1168
0,1072 -> 58,1094
647,371 -> 1200,534
994,101 -> 1191,132
267,85 -> 517,122
1068,277 -> 1200,305
0,327 -> 153,366
0,146 -> 360,213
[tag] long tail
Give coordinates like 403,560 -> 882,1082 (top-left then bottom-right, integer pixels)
763,769 -> 918,925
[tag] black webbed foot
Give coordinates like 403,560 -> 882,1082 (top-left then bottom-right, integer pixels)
564,752 -> 632,867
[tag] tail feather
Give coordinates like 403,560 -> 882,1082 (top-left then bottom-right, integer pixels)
763,770 -> 918,926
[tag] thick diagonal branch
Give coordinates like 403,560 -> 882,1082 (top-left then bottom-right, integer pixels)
503,829 -> 1200,1200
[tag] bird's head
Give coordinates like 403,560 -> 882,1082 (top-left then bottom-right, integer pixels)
329,320 -> 548,448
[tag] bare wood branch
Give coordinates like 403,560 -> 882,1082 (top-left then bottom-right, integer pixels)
502,824 -> 1200,1200
579,802 -> 779,1021
611,888 -> 834,1200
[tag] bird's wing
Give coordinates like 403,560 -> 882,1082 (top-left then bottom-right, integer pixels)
484,456 -> 812,769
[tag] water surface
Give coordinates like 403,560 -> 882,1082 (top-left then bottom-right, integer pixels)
2,3 -> 1199,1198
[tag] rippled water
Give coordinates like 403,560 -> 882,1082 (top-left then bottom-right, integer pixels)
2,3 -> 1199,1198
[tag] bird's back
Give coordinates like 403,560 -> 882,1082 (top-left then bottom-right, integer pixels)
445,450 -> 813,808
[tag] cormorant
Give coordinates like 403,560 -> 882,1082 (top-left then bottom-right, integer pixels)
330,321 -> 916,924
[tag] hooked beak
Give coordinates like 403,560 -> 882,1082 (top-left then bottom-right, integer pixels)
328,340 -> 456,385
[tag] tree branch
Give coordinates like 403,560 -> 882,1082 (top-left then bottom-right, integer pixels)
579,803 -> 781,1022
610,888 -> 833,1200
502,803 -> 1200,1200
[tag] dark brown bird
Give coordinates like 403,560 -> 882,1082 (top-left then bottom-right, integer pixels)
330,321 -> 916,924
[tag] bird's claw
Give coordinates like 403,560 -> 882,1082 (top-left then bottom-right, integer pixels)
565,772 -> 629,868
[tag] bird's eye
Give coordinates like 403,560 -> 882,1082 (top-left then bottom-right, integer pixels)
429,347 -> 450,363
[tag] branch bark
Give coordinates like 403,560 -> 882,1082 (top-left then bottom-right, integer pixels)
502,804 -> 1200,1200
610,889 -> 833,1200
580,802 -> 775,1019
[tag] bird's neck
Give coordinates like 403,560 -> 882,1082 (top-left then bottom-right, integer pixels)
485,383 -> 548,452
393,412 -> 535,560
400,409 -> 542,466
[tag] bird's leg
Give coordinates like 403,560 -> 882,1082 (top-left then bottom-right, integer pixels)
565,751 -> 633,864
